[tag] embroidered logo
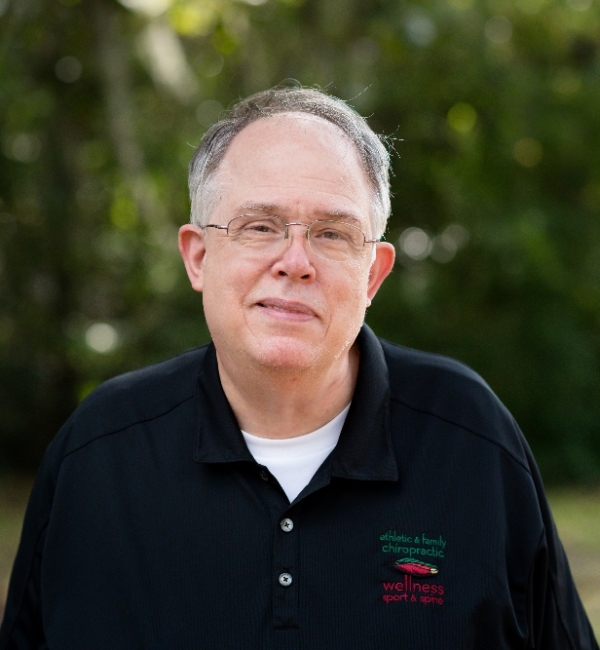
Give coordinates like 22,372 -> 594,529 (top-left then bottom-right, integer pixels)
393,558 -> 438,576
379,530 -> 448,606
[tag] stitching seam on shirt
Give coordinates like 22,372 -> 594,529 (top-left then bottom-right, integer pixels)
389,395 -> 531,475
526,529 -> 546,648
3,520 -> 49,644
61,393 -> 195,460
548,555 -> 578,650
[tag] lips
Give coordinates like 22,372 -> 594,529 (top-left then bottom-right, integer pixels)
255,298 -> 316,317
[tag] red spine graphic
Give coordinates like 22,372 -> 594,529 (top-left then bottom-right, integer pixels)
394,559 -> 438,575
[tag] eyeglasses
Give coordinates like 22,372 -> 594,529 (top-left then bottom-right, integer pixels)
203,214 -> 378,262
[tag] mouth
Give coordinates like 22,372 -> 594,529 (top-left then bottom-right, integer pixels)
255,298 -> 316,317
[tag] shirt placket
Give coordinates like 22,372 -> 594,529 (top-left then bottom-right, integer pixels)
273,513 -> 298,629
254,463 -> 302,649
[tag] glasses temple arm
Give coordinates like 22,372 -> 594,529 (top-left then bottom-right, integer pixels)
203,224 -> 229,231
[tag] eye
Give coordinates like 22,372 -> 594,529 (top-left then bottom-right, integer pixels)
320,228 -> 343,241
232,216 -> 283,237
311,222 -> 354,244
246,222 -> 276,233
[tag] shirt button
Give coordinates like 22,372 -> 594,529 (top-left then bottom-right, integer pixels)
280,518 -> 294,533
278,572 -> 293,587
259,469 -> 269,481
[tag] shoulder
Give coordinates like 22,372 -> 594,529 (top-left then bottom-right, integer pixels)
379,338 -> 529,469
380,337 -> 491,400
59,345 -> 209,456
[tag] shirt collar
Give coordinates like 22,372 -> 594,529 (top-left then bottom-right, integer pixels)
193,324 -> 399,483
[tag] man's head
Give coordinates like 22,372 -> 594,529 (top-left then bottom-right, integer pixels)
188,86 -> 392,240
179,86 -> 395,377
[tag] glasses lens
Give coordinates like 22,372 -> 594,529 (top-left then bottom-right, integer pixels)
308,221 -> 365,261
228,215 -> 286,248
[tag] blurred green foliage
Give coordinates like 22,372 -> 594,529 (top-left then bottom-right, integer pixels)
0,0 -> 599,482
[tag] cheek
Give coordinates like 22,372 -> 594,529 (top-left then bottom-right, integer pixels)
203,249 -> 249,292
331,266 -> 370,304
201,254 -> 260,318
326,278 -> 370,326
201,260 -> 235,320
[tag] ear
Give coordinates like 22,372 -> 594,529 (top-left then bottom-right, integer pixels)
367,242 -> 395,301
178,224 -> 207,293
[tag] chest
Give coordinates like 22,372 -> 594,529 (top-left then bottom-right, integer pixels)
42,450 -> 540,650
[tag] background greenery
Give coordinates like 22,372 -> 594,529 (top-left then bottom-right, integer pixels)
1,0 -> 599,483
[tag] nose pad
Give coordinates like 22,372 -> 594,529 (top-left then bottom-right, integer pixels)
272,223 -> 316,280
283,223 -> 311,254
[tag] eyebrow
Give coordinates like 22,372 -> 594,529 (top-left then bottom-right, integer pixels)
237,203 -> 279,214
236,203 -> 363,226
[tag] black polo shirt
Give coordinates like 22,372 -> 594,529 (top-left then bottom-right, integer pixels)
1,326 -> 597,649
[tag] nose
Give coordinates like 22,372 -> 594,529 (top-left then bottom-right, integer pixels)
270,224 -> 316,281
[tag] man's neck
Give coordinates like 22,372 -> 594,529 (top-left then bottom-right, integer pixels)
216,344 -> 359,439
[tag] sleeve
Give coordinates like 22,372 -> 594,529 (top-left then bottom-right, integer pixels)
0,423 -> 70,650
524,440 -> 599,650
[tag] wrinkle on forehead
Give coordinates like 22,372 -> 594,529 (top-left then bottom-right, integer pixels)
235,202 -> 363,227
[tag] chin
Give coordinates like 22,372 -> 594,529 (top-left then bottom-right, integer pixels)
252,337 -> 327,373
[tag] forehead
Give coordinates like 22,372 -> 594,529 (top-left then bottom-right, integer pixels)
212,114 -> 373,227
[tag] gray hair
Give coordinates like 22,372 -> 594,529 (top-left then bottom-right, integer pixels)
188,85 -> 391,239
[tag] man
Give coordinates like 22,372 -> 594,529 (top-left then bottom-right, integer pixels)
1,87 -> 597,649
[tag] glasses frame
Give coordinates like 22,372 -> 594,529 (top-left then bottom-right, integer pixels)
202,214 -> 379,262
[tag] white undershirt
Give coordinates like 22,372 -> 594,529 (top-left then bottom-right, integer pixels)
241,404 -> 351,502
